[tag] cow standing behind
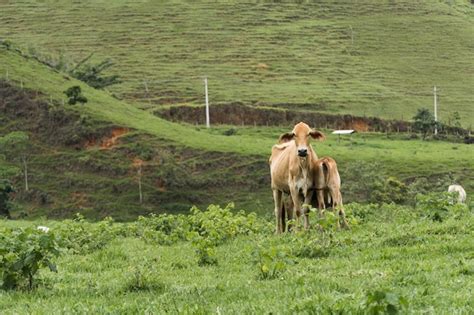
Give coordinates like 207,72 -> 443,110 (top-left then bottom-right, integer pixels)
281,157 -> 349,230
448,184 -> 467,204
313,157 -> 349,228
269,122 -> 325,233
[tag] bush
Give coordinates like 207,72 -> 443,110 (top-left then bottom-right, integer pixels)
416,192 -> 469,222
187,232 -> 218,266
70,58 -> 121,89
222,128 -> 238,136
135,213 -> 189,245
125,259 -> 164,292
0,227 -> 60,290
254,244 -> 294,280
187,203 -> 264,245
64,86 -> 88,105
412,108 -> 440,140
291,232 -> 332,259
132,204 -> 267,266
362,290 -> 409,314
344,163 -> 407,204
186,203 -> 265,266
54,214 -> 117,254
345,202 -> 415,224
371,177 -> 407,204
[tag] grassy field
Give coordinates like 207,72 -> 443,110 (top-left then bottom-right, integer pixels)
1,203 -> 473,314
1,7 -> 473,310
0,1 -> 472,126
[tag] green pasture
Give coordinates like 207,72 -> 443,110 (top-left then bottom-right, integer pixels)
0,203 -> 473,314
0,1 -> 472,126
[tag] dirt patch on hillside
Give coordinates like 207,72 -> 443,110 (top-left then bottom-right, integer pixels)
157,103 -> 469,135
84,127 -> 130,149
156,103 -> 409,132
0,80 -> 116,148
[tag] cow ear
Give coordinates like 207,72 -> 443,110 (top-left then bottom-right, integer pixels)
310,130 -> 325,141
278,132 -> 294,143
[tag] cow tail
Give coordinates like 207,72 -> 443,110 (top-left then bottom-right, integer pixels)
322,157 -> 330,186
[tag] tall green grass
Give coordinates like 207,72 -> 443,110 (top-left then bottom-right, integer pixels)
1,204 -> 473,313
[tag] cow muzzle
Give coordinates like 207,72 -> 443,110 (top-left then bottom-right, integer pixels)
297,148 -> 308,157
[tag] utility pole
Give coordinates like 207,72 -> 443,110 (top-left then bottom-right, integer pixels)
434,86 -> 438,135
204,77 -> 210,128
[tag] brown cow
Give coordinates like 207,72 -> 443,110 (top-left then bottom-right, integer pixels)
269,122 -> 325,233
313,157 -> 349,229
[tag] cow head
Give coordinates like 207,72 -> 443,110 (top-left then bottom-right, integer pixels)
279,122 -> 325,157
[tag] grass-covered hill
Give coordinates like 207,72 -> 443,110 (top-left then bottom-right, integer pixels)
0,46 -> 472,220
1,1 -> 473,127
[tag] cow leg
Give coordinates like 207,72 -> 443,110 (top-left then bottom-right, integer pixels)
316,189 -> 325,217
286,197 -> 294,232
326,188 -> 340,229
302,190 -> 313,230
281,200 -> 286,233
334,190 -> 349,229
273,190 -> 283,234
289,187 -> 301,231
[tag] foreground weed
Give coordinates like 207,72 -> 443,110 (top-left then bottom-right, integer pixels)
254,243 -> 294,280
0,227 -> 60,290
125,259 -> 164,292
362,290 -> 409,314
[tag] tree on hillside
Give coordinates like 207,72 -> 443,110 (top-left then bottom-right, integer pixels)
70,54 -> 121,90
64,86 -> 88,105
0,132 -> 31,192
412,108 -> 439,140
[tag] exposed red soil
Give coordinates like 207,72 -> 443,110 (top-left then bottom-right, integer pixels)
156,103 -> 409,132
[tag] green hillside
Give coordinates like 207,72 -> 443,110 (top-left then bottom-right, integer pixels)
0,46 -> 472,219
1,1 -> 473,126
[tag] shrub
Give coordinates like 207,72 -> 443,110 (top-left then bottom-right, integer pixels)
254,244 -> 294,280
291,233 -> 332,259
54,214 -> 117,254
222,128 -> 238,136
412,108 -> 441,140
186,203 -> 265,266
416,192 -> 469,222
125,259 -> 164,292
187,203 -> 263,245
135,213 -> 189,245
0,227 -> 60,290
133,204 -> 266,266
64,86 -> 88,105
362,290 -> 409,314
371,177 -> 407,204
70,58 -> 121,89
187,232 -> 218,266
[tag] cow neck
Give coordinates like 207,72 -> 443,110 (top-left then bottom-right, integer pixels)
297,152 -> 313,174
